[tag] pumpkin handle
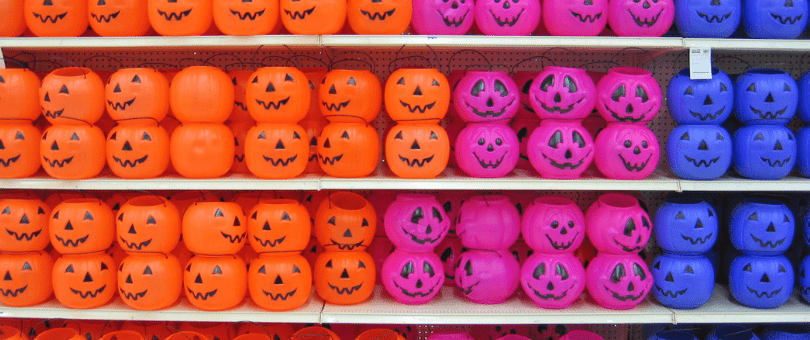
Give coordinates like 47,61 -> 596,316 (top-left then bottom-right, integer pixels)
609,47 -> 656,74
128,190 -> 168,207
111,55 -> 179,70
712,56 -> 753,71
285,45 -> 331,70
388,55 -> 432,74
114,117 -> 160,125
320,114 -> 371,126
579,60 -> 622,74
388,45 -> 438,72
51,115 -> 95,127
81,54 -> 124,72
445,49 -> 492,73
331,50 -> 376,74
0,57 -> 30,69
45,58 -> 85,77
510,55 -> 556,73
177,58 -> 218,68
541,47 -> 585,67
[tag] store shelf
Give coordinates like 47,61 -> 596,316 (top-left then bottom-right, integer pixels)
677,175 -> 810,192
683,38 -> 810,51
0,36 -> 321,50
319,36 -> 685,49
671,285 -> 810,324
320,286 -> 674,325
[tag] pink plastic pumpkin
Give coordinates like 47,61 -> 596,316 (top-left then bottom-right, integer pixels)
585,193 -> 651,254
607,0 -> 674,36
456,195 -> 520,250
543,0 -> 607,35
520,252 -> 584,309
527,119 -> 594,179
511,72 -> 539,120
473,0 -> 540,35
454,72 -> 520,123
436,190 -> 470,231
367,236 -> 395,284
411,0 -> 475,35
529,67 -> 596,120
434,235 -> 462,286
508,240 -> 533,265
585,253 -> 651,309
596,67 -> 662,123
522,196 -> 585,253
384,194 -> 450,252
454,249 -> 520,304
455,123 -> 519,178
594,123 -> 659,180
470,326 -> 530,340
381,249 -> 444,304
559,331 -> 603,340
427,331 -> 474,340
512,117 -> 540,170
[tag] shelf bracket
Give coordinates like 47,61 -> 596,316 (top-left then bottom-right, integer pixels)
689,47 -> 712,79
0,47 -> 5,69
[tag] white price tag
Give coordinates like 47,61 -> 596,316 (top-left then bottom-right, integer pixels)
689,47 -> 712,80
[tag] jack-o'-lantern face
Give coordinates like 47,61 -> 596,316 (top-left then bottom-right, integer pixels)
668,125 -> 732,178
734,126 -> 796,180
40,68 -> 105,125
381,250 -> 443,304
385,69 -> 450,122
601,124 -> 659,173
735,69 -> 798,124
0,69 -> 41,121
246,68 -> 310,124
529,67 -> 596,120
244,124 -> 308,179
49,198 -> 115,254
52,252 -> 117,309
317,123 -> 380,178
347,0 -> 412,34
184,255 -> 248,311
105,68 -> 170,121
319,70 -> 382,124
247,199 -> 311,253
118,254 -> 182,310
248,254 -> 312,311
213,0 -> 278,36
0,198 -> 50,252
527,121 -> 594,178
89,0 -> 151,36
730,254 -> 793,308
0,124 -> 41,179
474,0 -> 540,35
24,0 -> 90,37
454,71 -> 520,122
314,192 -> 377,251
385,124 -> 450,179
412,0 -> 475,34
314,251 -> 376,304
599,255 -> 651,303
521,253 -> 585,308
182,202 -> 246,255
546,0 -> 607,35
40,125 -> 106,180
454,123 -> 520,178
0,251 -> 53,307
228,70 -> 254,123
116,196 -> 181,254
279,0 -> 346,34
597,68 -> 662,123
147,0 -> 214,36
107,124 -> 171,179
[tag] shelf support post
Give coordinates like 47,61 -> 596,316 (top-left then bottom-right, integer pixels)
689,47 -> 712,79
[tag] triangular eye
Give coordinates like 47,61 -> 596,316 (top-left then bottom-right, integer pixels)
785,214 -> 791,222
633,263 -> 646,280
743,263 -> 752,272
258,131 -> 266,139
348,77 -> 356,85
84,212 -> 94,220
717,132 -> 724,140
110,132 -> 117,140
147,216 -> 156,225
53,211 -> 59,219
395,131 -> 403,139
684,87 -> 693,95
328,216 -> 336,225
341,131 -> 350,139
432,79 -> 440,86
71,133 -> 80,141
252,76 -> 259,83
755,133 -> 764,141
325,260 -> 333,268
285,74 -> 294,82
118,213 -> 124,221
143,266 -> 153,275
0,76 -> 4,83
213,265 -> 222,274
38,207 -> 45,215
142,132 -> 152,141
708,209 -> 714,217
66,265 -> 74,273
653,261 -> 660,270
779,265 -> 787,273
430,131 -> 438,140
362,218 -> 369,227
411,207 -> 424,224
293,131 -> 301,139
784,83 -> 791,91
555,264 -> 569,280
15,131 -> 24,140
748,212 -> 758,221
132,75 -> 142,83
396,77 -> 405,85
532,263 -> 545,279
720,83 -> 728,92
251,211 -> 258,219
675,211 -> 685,219
258,265 -> 266,274
1,207 -> 8,214
680,132 -> 690,140
215,209 -> 224,217
612,85 -> 626,102
282,212 -> 291,221
60,85 -> 69,94
101,262 -> 109,270
186,263 -> 192,271
358,260 -> 366,268
747,83 -> 756,92
400,262 -> 414,278
23,262 -> 31,271
684,265 -> 694,274
611,264 -> 625,283
432,207 -> 444,223
293,265 -> 301,273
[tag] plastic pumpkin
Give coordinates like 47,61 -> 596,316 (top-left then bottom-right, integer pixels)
0,123 -> 42,179
520,252 -> 585,309
246,67 -> 310,124
213,0 -> 278,35
52,251 -> 117,309
529,66 -> 597,120
667,124 -> 732,180
106,68 -> 170,122
49,198 -> 115,254
106,123 -> 170,179
543,0 -> 607,35
455,195 -> 520,250
236,323 -> 296,340
169,123 -> 235,179
607,0 -> 674,36
527,119 -> 594,179
229,121 -> 252,174
227,70 -> 255,123
0,250 -> 53,307
279,0 -> 346,34
584,253 -> 651,310
384,194 -> 450,252
667,67 -> 733,125
347,0 -> 412,34
40,124 -> 106,179
147,0 -> 213,35
585,193 -> 651,254
455,122 -> 519,178
40,68 -> 105,125
245,123 -> 308,179
24,0 -> 89,36
454,249 -> 520,304
317,123 -> 380,178
521,196 -> 585,253
650,253 -> 714,309
314,191 -> 376,251
0,0 -> 27,36
594,123 -> 660,180
454,71 -> 520,123
411,0 -> 475,34
0,69 -> 42,121
654,197 -> 718,254
729,197 -> 794,254
170,67 -> 234,124
247,199 -> 311,253
177,322 -> 235,340
675,0 -> 740,37
120,322 -> 176,340
116,195 -> 181,254
182,202 -> 246,255
248,254 -> 312,311
184,254 -> 248,311
319,70 -> 382,124
385,68 -> 450,123
744,0 -> 808,38
381,249 -> 444,304
474,0 -> 540,35
732,125 -> 796,180
596,67 -> 661,123
729,254 -> 793,309
314,250 -> 376,305
0,197 -> 51,252
385,123 -> 450,179
118,253 -> 183,310
734,68 -> 798,125
88,0 -> 151,36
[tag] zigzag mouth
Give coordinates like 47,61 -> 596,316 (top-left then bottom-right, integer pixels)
107,98 -> 136,111
70,285 -> 106,299
187,287 -> 217,300
318,154 -> 343,165
91,11 -> 120,23
542,150 -> 591,170
0,285 -> 26,297
112,155 -> 149,168
698,11 -> 732,23
801,286 -> 810,295
157,9 -> 193,21
401,223 -> 448,245
253,235 -> 286,247
308,154 -> 318,162
606,285 -> 645,301
256,97 -> 290,110
329,238 -> 364,250
628,8 -> 662,27
328,282 -> 363,295
393,279 -> 440,298
32,12 -> 67,23
230,8 -> 266,20
489,8 -> 524,27
655,285 -> 687,298
690,106 -> 725,121
750,105 -> 788,120
400,100 -> 436,113
684,155 -> 720,167
43,156 -> 74,168
527,282 -> 571,301
221,231 -> 247,243
399,154 -> 434,167
263,288 -> 297,301
618,153 -> 652,172
750,234 -> 786,249
536,96 -> 584,114
119,288 -> 147,301
120,236 -> 152,250
284,7 -> 315,19
522,103 -> 536,114
473,151 -> 507,169
771,12 -> 803,24
570,10 -> 602,23
322,100 -> 350,112
464,99 -> 514,118
459,280 -> 480,295
43,109 -> 65,119
612,237 -> 644,253
681,233 -> 713,245
545,233 -> 578,250
747,286 -> 782,298
760,156 -> 791,167
54,234 -> 89,247
235,155 -> 245,162
235,101 -> 248,112
262,155 -> 297,167
605,103 -> 651,123
0,154 -> 21,167
6,228 -> 42,241
361,8 -> 396,20
437,9 -> 470,27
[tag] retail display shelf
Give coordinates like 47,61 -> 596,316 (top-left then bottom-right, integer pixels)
671,285 -> 810,324
682,38 -> 810,51
677,175 -> 810,192
0,36 -> 321,50
317,36 -> 685,49
0,173 -> 322,191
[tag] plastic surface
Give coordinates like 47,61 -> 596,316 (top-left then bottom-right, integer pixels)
521,196 -> 585,253
543,0 -> 607,36
729,254 -> 793,309
733,125 -> 796,180
585,253 -> 652,310
675,0 -> 740,38
455,122 -> 520,178
456,195 -> 520,250
729,197 -> 794,254
384,194 -> 450,252
527,119 -> 594,179
454,71 -> 520,123
650,253 -> 714,309
411,0 -> 475,35
454,249 -> 520,304
474,0 -> 540,35
654,197 -> 718,254
529,66 -> 597,120
733,69 -> 798,125
667,67 -> 733,125
743,0 -> 808,39
607,0 -> 674,36
520,252 -> 585,309
666,124 -> 732,180
585,192 -> 651,254
381,249 -> 444,304
596,67 -> 662,123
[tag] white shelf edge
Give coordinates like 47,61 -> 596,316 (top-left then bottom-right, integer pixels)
319,36 -> 685,48
0,173 -> 321,191
677,175 -> 810,192
683,38 -> 810,51
671,285 -> 810,324
0,36 -> 320,49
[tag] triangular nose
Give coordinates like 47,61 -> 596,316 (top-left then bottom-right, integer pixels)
761,273 -> 770,283
786,0 -> 794,6
114,84 -> 121,93
43,0 -> 53,5
275,140 -> 285,150
665,272 -> 674,282
329,85 -> 336,94
343,228 -> 352,237
126,274 -> 133,284
766,93 -> 775,102
51,141 -> 59,151
65,221 -> 73,230
699,140 -> 708,150
340,269 -> 349,279
323,138 -> 331,148
703,95 -> 713,105
413,86 -> 423,96
775,141 -> 783,150
123,141 -> 132,151
83,273 -> 93,283
274,275 -> 283,285
98,0 -> 106,5
128,225 -> 137,234
767,222 -> 776,232
195,274 -> 203,284
411,140 -> 420,150
3,271 -> 11,281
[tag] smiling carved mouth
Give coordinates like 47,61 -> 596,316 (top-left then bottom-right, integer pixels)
459,280 -> 481,295
318,154 -> 343,165
527,282 -> 571,300
0,285 -> 27,297
262,155 -> 298,167
613,237 -> 644,253
32,12 -> 67,23
542,150 -> 591,170
473,151 -> 507,169
690,106 -> 725,121
393,279 -> 440,298
256,97 -> 290,110
402,223 -> 448,245
489,8 -> 525,27
254,235 -> 286,248
263,288 -> 297,300
6,228 -> 42,241
91,11 -> 120,23
750,105 -> 788,120
750,234 -> 786,249
284,7 -> 316,19
322,100 -> 351,112
187,287 -> 217,300
361,8 -> 396,20
771,12 -> 804,24
536,96 -> 584,114
54,234 -> 89,247
43,109 -> 65,119
681,233 -> 713,245
604,103 -> 653,123
400,100 -> 436,113
437,9 -> 470,27
747,286 -> 782,298
698,11 -> 732,23
221,231 -> 246,243
157,9 -> 193,21
760,156 -> 791,167
464,99 -> 514,118
43,156 -> 74,168
619,153 -> 652,172
628,8 -> 663,27
70,285 -> 106,299
108,98 -> 136,111
684,156 -> 720,167
606,285 -> 646,301
230,8 -> 266,20
329,239 -> 365,250
235,101 -> 248,112
328,282 -> 363,295
113,155 -> 149,168
399,155 -> 434,167
570,10 -> 602,23
545,233 -> 578,250
120,288 -> 147,301
0,155 -> 21,167
655,285 -> 687,298
119,236 -> 152,250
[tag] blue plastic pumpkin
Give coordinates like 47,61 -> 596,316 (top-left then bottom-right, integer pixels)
761,324 -> 810,340
707,325 -> 760,340
675,0 -> 741,37
729,254 -> 793,309
734,69 -> 798,125
654,197 -> 718,254
743,0 -> 808,39
667,125 -> 732,180
796,127 -> 810,178
648,331 -> 699,340
797,70 -> 810,123
732,125 -> 796,180
667,68 -> 733,124
651,253 -> 714,309
798,255 -> 810,303
729,197 -> 794,254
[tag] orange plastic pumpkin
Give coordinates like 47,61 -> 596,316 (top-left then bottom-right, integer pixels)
0,69 -> 41,121
116,196 -> 181,254
0,325 -> 28,340
107,123 -> 170,179
182,202 -> 246,255
164,332 -> 208,340
248,254 -> 311,311
317,123 -> 380,178
98,331 -> 142,340
170,67 -> 234,124
49,198 -> 115,254
301,120 -> 325,175
227,70 -> 255,124
347,0 -> 411,34
318,70 -> 381,124
0,251 -> 53,307
88,0 -> 151,36
31,327 -> 84,340
229,121 -> 252,174
384,69 -> 450,123
0,123 -> 42,179
177,323 -> 233,340
0,197 -> 51,252
24,0 -> 88,36
247,199 -> 311,253
52,251 -> 117,309
40,68 -> 105,125
213,0 -> 278,35
245,123 -> 308,179
118,253 -> 182,310
147,0 -> 213,36
313,250 -> 375,305
280,0 -> 345,34
302,68 -> 329,123
106,68 -> 170,121
291,327 -> 338,340
44,191 -> 91,209
169,191 -> 227,216
354,329 -> 404,340
120,322 -> 177,340
314,192 -> 376,251
184,254 -> 247,311
0,0 -> 27,37
169,123 -> 235,179
106,192 -> 145,215
246,67 -> 310,124
384,123 -> 449,179
40,124 -> 106,179
236,323 -> 296,340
